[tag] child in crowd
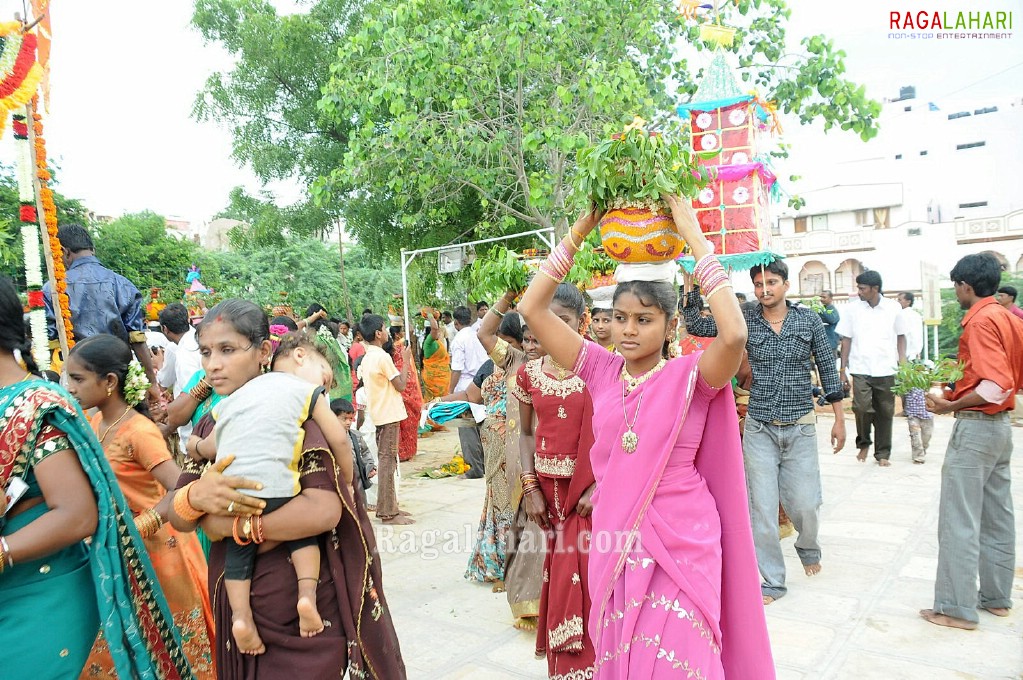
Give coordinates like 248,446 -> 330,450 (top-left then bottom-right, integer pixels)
588,306 -> 614,350
331,398 -> 377,494
903,386 -> 934,463
356,314 -> 414,525
188,332 -> 354,655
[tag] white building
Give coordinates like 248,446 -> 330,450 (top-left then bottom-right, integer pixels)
772,87 -> 1023,303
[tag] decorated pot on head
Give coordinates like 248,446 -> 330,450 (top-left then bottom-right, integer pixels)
598,199 -> 686,264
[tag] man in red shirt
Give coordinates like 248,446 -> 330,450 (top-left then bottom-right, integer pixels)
921,253 -> 1023,630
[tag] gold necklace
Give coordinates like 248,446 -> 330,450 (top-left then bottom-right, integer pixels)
547,356 -> 570,381
621,382 -> 644,454
620,358 -> 667,393
99,406 -> 133,444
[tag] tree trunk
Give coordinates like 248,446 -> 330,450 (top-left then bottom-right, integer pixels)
338,224 -> 354,324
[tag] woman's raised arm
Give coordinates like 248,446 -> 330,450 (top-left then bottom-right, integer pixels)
517,209 -> 603,370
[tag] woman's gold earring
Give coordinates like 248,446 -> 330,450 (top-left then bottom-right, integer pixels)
107,387 -> 113,396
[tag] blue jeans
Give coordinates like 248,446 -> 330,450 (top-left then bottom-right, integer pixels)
743,417 -> 823,600
934,414 -> 1015,623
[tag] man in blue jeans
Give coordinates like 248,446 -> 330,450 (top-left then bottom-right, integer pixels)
684,260 -> 846,603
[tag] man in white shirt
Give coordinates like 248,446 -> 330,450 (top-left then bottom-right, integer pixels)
447,305 -> 488,479
157,303 -> 203,450
837,271 -> 908,466
897,292 -> 925,361
471,300 -> 489,331
448,306 -> 488,392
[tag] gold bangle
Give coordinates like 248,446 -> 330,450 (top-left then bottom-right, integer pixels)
567,229 -> 584,252
173,481 -> 204,522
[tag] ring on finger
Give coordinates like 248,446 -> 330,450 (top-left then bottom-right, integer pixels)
228,501 -> 235,513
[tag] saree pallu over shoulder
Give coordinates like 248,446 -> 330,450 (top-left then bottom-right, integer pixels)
0,380 -> 192,680
575,347 -> 774,679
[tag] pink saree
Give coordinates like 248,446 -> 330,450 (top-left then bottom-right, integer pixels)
574,342 -> 774,679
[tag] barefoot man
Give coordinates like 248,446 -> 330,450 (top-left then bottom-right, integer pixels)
683,259 -> 846,604
921,253 -> 1023,629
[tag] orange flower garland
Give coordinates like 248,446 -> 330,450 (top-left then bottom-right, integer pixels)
32,105 -> 74,346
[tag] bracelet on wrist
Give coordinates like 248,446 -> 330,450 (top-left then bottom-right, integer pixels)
173,481 -> 205,522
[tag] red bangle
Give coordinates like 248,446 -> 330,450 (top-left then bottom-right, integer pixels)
232,516 -> 252,546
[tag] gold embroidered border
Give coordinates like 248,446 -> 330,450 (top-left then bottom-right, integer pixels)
525,358 -> 585,398
548,614 -> 584,650
535,454 -> 576,478
550,667 -> 595,680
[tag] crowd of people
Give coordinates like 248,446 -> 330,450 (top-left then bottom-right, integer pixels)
0,216 -> 1020,679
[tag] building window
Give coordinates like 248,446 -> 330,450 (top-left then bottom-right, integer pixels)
904,105 -> 912,112
799,261 -> 830,296
854,209 -> 870,226
974,106 -> 997,115
811,214 -> 829,231
794,217 -> 808,233
771,219 -> 781,236
873,207 -> 891,229
956,141 -> 985,150
895,154 -> 903,159
947,111 -> 971,120
958,201 -> 988,209
919,151 -> 928,156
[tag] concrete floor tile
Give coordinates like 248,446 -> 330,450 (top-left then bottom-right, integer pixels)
825,652 -> 1011,680
765,618 -> 836,670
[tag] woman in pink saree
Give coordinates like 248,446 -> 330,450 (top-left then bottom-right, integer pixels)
518,197 -> 774,679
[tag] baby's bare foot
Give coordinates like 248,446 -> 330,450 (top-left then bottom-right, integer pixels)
232,616 -> 266,655
298,594 -> 325,638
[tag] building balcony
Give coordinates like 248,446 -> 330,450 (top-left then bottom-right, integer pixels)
954,210 -> 1023,244
777,229 -> 876,256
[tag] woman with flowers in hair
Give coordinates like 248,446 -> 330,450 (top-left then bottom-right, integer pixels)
0,277 -> 191,679
517,197 -> 773,679
66,334 -> 215,678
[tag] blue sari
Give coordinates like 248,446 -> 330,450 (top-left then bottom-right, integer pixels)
0,379 -> 192,679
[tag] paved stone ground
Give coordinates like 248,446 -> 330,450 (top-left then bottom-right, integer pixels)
373,415 -> 1023,679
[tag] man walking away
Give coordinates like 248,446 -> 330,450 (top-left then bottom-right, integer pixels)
837,271 -> 907,466
43,223 -> 160,399
921,253 -> 1023,630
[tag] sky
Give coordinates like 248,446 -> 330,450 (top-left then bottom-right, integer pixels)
0,0 -> 1019,228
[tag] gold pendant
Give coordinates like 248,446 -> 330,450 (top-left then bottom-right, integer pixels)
622,429 -> 639,453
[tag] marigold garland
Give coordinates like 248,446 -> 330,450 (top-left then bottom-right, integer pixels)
32,104 -> 74,347
0,23 -> 44,138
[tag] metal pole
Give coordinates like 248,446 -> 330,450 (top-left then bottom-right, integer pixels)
400,249 -> 412,339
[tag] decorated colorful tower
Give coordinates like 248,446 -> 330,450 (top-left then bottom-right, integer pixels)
678,51 -> 782,271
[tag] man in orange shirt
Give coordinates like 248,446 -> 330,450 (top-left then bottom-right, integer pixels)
921,253 -> 1023,630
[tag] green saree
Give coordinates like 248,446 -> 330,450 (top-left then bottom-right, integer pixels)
0,379 -> 192,679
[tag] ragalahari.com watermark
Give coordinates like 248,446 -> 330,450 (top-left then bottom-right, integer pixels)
373,524 -> 641,561
888,9 -> 1013,40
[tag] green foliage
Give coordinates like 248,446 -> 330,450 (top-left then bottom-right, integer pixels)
317,0 -> 880,245
192,0 -> 377,248
470,247 -> 530,301
215,186 -> 336,248
937,271 -> 1023,356
0,164 -> 90,281
94,212 -> 202,295
892,358 -> 965,396
574,119 -> 714,210
202,238 -> 401,319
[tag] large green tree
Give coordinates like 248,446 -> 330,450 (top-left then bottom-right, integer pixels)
93,211 -> 203,296
192,0 -> 365,246
317,0 -> 880,236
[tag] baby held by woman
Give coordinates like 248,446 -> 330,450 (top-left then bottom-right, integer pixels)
189,332 -> 354,655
